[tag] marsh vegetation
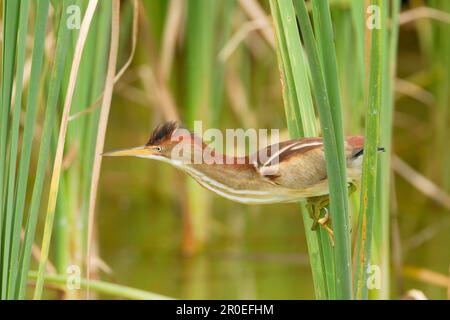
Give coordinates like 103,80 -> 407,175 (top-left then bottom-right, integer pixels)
0,0 -> 449,299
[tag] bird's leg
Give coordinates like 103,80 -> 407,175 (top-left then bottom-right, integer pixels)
306,195 -> 330,231
306,197 -> 335,246
317,208 -> 334,246
306,184 -> 357,246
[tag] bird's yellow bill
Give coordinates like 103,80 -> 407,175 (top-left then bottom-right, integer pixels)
102,145 -> 158,157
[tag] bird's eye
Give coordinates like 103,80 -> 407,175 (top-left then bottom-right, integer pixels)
156,146 -> 162,152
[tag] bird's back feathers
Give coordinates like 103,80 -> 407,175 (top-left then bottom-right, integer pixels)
253,136 -> 365,192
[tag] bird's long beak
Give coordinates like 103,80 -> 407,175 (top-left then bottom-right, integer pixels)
102,145 -> 159,157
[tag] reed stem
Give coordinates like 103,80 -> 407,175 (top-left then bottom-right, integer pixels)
293,0 -> 352,299
353,0 -> 386,300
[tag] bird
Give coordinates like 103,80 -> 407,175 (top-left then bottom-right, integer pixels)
103,121 -> 383,243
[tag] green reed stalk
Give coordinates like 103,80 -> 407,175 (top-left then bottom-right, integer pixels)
184,0 -> 217,251
293,0 -> 352,299
33,0 -> 99,299
311,1 -> 346,169
0,1 -> 48,298
211,0 -> 234,126
332,6 -> 362,226
185,0 -> 216,127
353,0 -> 386,300
53,0 -> 92,277
350,0 -> 366,132
334,5 -> 362,136
431,0 -> 450,190
311,1 -> 350,299
270,0 -> 338,299
350,0 -> 366,80
276,1 -> 317,136
85,0 -> 120,300
79,0 -> 111,263
17,1 -> 71,299
53,1 -> 106,291
269,0 -> 324,299
0,0 -> 20,299
5,0 -> 30,300
0,0 -> 145,300
373,0 -> 400,299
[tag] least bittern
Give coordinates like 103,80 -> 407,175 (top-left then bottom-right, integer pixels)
104,121 -> 382,243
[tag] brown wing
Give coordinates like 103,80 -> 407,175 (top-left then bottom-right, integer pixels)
255,136 -> 365,190
254,137 -> 326,189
